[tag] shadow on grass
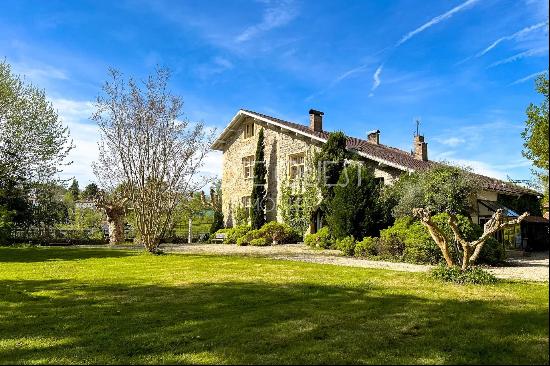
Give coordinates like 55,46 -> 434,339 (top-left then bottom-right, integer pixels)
0,247 -> 132,263
0,278 -> 548,364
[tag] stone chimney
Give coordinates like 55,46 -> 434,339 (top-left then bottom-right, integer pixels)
309,109 -> 324,132
413,135 -> 428,161
367,129 -> 380,144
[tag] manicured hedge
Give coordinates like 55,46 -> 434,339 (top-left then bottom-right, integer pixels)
216,222 -> 301,246
332,214 -> 505,265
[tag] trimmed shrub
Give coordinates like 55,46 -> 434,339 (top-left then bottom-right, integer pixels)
237,229 -> 262,246
430,264 -> 498,285
372,214 -> 505,265
222,225 -> 251,244
335,236 -> 356,256
249,237 -> 269,246
478,237 -> 505,265
304,227 -> 334,249
283,225 -> 302,244
354,237 -> 379,258
260,221 -> 286,243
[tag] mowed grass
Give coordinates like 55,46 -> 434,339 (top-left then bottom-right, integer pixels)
0,247 -> 548,365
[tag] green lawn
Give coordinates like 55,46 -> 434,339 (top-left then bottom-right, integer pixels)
0,247 -> 548,365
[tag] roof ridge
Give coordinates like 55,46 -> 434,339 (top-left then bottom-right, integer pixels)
231,109 -> 540,197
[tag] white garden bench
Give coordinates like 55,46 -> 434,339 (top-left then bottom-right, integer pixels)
211,232 -> 226,244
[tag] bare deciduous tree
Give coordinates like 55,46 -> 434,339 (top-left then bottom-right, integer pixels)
92,67 -> 213,253
413,208 -> 528,270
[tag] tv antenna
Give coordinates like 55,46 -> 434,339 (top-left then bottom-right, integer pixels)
414,117 -> 421,136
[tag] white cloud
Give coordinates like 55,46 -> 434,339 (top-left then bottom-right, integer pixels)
396,0 -> 480,47
49,98 -> 99,185
488,47 -> 549,68
445,159 -> 507,180
12,63 -> 68,81
235,0 -> 298,43
475,22 -> 548,58
509,70 -> 547,85
196,56 -> 234,78
369,64 -> 383,97
434,137 -> 466,147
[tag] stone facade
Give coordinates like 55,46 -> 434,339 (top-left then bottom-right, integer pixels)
219,116 -> 402,227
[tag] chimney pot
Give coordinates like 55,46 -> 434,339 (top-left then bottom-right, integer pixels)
367,129 -> 380,144
309,109 -> 323,132
413,135 -> 428,161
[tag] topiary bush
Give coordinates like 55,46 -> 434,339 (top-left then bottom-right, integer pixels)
260,221 -> 286,243
354,236 -> 379,258
236,229 -> 262,246
335,236 -> 356,256
304,227 -> 334,249
222,225 -> 251,244
249,237 -> 269,246
430,264 -> 498,285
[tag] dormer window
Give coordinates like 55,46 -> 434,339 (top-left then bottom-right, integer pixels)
244,122 -> 255,139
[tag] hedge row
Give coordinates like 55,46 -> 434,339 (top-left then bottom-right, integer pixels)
213,221 -> 301,246
305,214 -> 505,265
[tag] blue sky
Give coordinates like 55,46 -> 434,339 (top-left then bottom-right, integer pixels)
1,0 -> 548,186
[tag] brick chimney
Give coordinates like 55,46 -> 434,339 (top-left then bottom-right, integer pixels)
367,129 -> 380,144
413,135 -> 428,161
309,109 -> 323,132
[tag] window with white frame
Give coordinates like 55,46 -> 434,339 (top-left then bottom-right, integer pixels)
242,155 -> 255,179
288,153 -> 305,180
241,196 -> 251,209
244,122 -> 255,139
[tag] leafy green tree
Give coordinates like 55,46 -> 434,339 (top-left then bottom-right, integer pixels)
250,128 -> 267,229
0,60 -> 73,183
30,182 -> 69,238
0,204 -> 13,244
81,183 -> 99,200
0,60 -> 73,236
209,179 -> 224,234
521,73 -> 549,202
326,163 -> 384,239
314,131 -> 349,210
69,179 -> 80,201
385,165 -> 478,218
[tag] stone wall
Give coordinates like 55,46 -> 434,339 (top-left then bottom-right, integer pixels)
220,117 -> 404,227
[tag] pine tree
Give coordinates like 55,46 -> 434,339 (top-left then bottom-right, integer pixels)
314,131 -> 349,211
69,179 -> 80,201
250,128 -> 267,229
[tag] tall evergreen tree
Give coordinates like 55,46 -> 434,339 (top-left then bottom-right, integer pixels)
314,131 -> 349,211
81,183 -> 99,199
250,128 -> 267,229
69,179 -> 80,201
326,164 -> 384,239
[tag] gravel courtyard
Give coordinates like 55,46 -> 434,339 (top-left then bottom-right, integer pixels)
159,243 -> 549,282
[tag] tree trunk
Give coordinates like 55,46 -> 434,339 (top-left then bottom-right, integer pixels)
107,216 -> 124,245
188,216 -> 193,244
413,208 -> 454,267
461,245 -> 471,270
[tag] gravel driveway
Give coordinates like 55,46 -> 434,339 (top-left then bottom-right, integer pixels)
160,243 -> 549,282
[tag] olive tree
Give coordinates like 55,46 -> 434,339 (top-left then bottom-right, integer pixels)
92,67 -> 213,253
413,208 -> 528,270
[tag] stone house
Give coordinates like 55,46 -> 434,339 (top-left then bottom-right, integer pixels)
211,109 -> 543,244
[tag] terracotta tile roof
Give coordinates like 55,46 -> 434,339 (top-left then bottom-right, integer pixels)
234,109 -> 540,197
